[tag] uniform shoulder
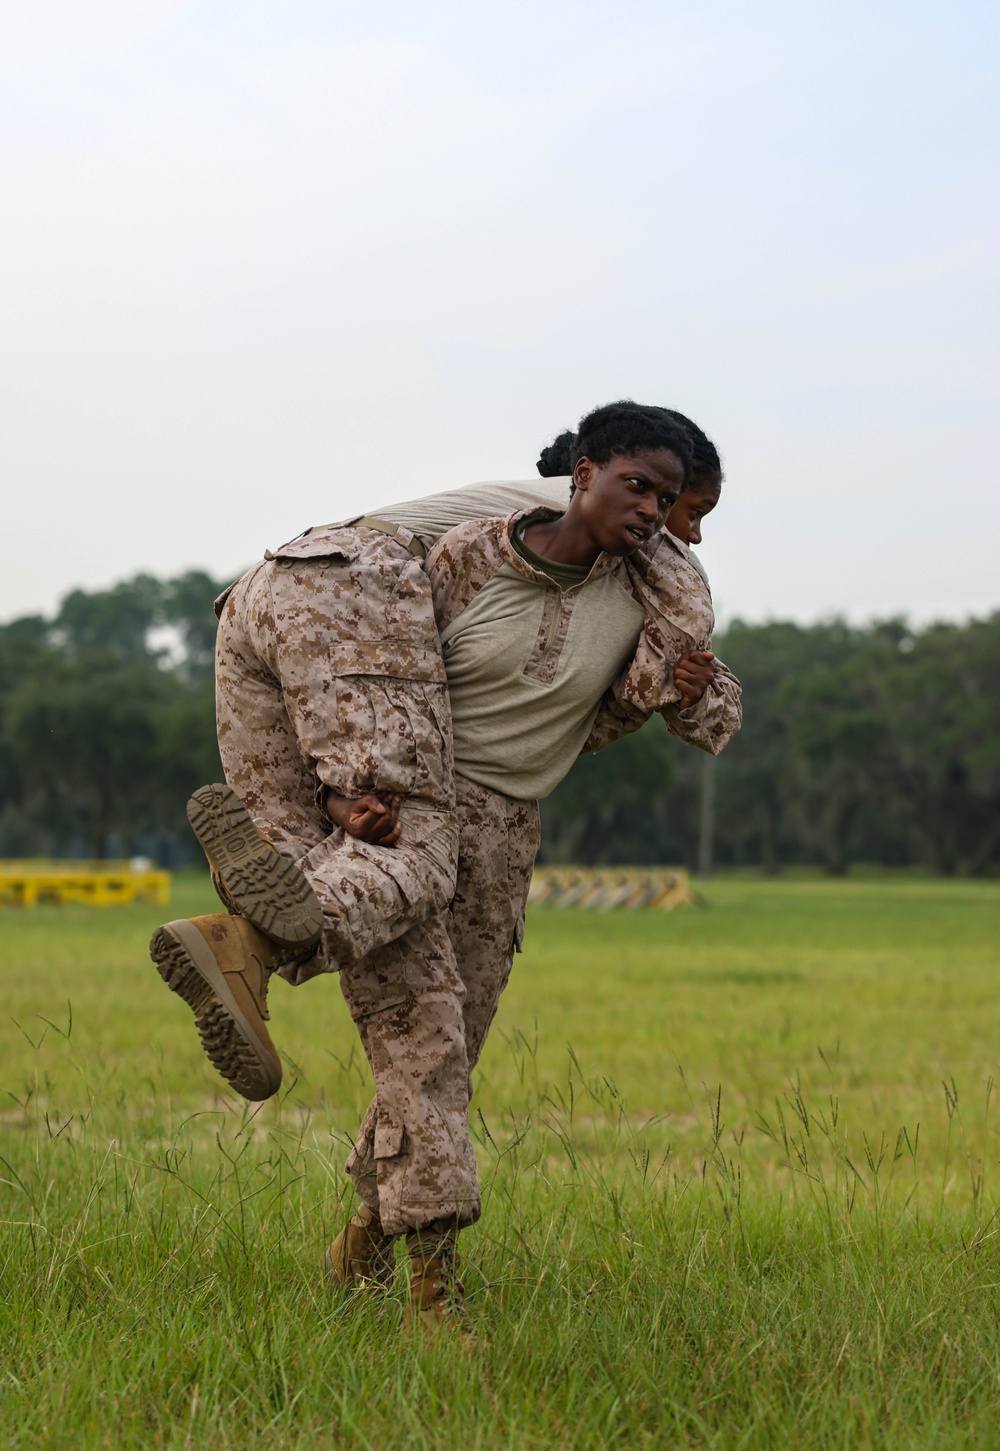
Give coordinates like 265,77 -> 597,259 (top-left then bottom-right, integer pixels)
621,530 -> 716,648
644,531 -> 713,598
432,514 -> 504,552
686,548 -> 712,592
426,516 -> 508,631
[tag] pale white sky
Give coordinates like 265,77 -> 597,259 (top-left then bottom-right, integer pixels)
2,0 -> 998,626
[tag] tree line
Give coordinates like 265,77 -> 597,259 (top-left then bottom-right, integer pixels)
0,573 -> 223,862
1,571 -> 997,874
543,615 -> 1000,875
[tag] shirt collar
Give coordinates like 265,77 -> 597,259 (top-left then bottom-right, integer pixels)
498,508 -> 622,588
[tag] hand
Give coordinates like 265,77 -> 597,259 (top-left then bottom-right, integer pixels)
674,650 -> 716,707
325,792 -> 402,846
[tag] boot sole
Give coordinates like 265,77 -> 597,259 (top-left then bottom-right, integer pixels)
150,919 -> 283,1101
187,784 -> 323,948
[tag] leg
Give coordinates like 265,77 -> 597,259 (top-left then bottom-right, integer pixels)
449,776 -> 541,1074
293,786 -> 457,971
214,530 -> 458,972
339,913 -> 481,1234
153,529 -> 458,1102
342,781 -> 539,1229
333,781 -> 539,1328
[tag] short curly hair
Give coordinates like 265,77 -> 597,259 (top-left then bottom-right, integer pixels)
537,401 -> 721,491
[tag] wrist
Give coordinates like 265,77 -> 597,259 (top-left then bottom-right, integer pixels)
323,789 -> 352,830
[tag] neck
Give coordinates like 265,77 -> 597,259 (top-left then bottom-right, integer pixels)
521,503 -> 602,568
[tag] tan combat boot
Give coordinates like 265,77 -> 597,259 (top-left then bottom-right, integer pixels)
187,783 -> 324,948
149,913 -> 309,1100
404,1220 -> 473,1334
325,1203 -> 397,1294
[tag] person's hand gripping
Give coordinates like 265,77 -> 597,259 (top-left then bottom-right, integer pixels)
673,650 -> 716,707
324,792 -> 402,846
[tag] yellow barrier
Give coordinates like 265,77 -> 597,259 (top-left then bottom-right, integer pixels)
527,866 -> 700,912
0,860 -> 171,909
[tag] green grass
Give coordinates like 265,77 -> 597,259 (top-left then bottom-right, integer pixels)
2,873 -> 1000,1448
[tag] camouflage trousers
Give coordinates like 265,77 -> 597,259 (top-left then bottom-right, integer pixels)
342,775 -> 540,1234
214,524 -> 458,972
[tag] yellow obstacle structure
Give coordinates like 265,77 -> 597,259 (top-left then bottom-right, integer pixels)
0,859 -> 171,909
527,865 -> 700,912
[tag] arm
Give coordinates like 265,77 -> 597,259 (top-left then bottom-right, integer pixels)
585,649 -> 742,756
658,650 -> 742,753
425,515 -> 509,631
584,536 -> 743,756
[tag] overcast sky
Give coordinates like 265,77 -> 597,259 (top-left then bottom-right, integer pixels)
2,0 -> 998,627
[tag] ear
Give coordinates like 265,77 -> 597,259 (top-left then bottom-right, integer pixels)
573,457 -> 595,493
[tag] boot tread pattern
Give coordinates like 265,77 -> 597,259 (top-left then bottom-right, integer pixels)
187,784 -> 323,947
150,926 -> 280,1101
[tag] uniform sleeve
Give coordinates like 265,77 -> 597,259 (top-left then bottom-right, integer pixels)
584,652 -> 742,756
583,535 -> 742,756
425,516 -> 508,632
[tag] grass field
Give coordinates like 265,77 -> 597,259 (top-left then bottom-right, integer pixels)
2,873 -> 1000,1448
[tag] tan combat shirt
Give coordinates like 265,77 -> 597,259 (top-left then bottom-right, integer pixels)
427,512 -> 742,801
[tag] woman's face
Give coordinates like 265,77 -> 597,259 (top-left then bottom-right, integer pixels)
665,481 -> 721,546
572,449 -> 685,556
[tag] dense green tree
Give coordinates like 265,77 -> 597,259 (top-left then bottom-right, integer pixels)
541,725 -> 674,865
5,659 -> 169,857
0,571 -> 228,859
161,570 -> 231,682
55,575 -> 164,665
879,615 -> 1000,873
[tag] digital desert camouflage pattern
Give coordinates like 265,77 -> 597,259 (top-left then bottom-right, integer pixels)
213,519 -> 537,1230
584,521 -> 743,754
427,510 -> 743,762
342,775 -> 540,1234
214,524 -> 457,973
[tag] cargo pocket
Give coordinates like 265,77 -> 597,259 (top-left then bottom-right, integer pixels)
339,941 -> 410,1020
269,552 -> 388,642
374,1116 -> 406,1160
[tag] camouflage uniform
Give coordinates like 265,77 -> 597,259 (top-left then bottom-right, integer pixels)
427,510 -> 743,764
213,504 -> 741,1236
213,488 -> 571,974
214,522 -> 457,974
